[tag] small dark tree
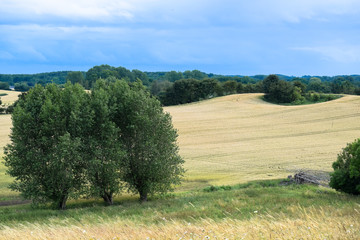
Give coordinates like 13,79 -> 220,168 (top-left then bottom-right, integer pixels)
330,139 -> 360,195
0,81 -> 10,90
14,82 -> 30,92
263,74 -> 279,94
267,80 -> 295,103
236,82 -> 244,93
222,80 -> 237,95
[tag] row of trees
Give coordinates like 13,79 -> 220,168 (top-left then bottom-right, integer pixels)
158,78 -> 255,105
4,79 -> 184,209
158,74 -> 353,106
263,75 -> 340,104
67,65 -> 150,89
0,71 -> 70,86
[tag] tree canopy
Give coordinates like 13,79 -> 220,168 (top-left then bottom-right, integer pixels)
330,139 -> 360,195
4,79 -> 184,209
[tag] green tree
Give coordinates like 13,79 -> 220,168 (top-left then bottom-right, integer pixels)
66,71 -> 85,85
292,80 -> 306,96
222,80 -> 237,95
0,82 -> 10,90
86,80 -> 125,205
14,82 -> 30,92
307,77 -> 330,93
132,69 -> 150,86
267,80 -> 295,103
198,78 -> 218,99
4,83 -> 91,209
330,139 -> 360,195
164,71 -> 183,82
110,80 -> 185,201
236,82 -> 244,93
263,74 -> 279,94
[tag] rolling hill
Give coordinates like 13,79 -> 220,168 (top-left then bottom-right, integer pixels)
165,93 -> 360,190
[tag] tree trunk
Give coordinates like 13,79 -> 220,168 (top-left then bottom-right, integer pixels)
139,191 -> 148,202
58,195 -> 68,210
102,192 -> 113,205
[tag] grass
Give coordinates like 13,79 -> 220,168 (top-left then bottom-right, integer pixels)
0,181 -> 360,239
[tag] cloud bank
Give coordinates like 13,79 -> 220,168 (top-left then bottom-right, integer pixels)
0,0 -> 359,75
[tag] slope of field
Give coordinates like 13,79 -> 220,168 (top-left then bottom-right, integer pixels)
165,94 -> 360,190
0,90 -> 21,105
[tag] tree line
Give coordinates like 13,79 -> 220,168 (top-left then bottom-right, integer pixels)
4,79 -> 184,209
1,65 -> 360,105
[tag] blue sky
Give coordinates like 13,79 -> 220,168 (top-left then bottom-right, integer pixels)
0,0 -> 360,76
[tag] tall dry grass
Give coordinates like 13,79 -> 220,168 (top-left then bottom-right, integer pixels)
1,206 -> 359,240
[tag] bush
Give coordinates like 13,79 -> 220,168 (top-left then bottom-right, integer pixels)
203,185 -> 232,192
0,82 -> 10,90
330,139 -> 360,195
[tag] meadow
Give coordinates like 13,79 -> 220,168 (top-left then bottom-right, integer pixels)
1,93 -> 360,239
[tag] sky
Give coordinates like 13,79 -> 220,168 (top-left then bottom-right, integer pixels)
0,0 -> 360,76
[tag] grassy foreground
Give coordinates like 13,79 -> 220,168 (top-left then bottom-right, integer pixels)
0,180 -> 360,239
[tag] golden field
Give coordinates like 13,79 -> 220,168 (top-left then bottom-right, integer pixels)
165,93 -> 360,190
0,90 -> 22,105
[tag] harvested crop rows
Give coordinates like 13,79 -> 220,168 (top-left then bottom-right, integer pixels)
165,94 -> 360,190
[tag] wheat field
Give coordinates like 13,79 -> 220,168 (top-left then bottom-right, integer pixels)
0,90 -> 21,105
165,93 -> 360,190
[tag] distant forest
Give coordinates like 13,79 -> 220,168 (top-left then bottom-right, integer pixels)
1,64 -> 360,105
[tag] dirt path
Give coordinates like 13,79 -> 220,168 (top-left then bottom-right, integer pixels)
0,199 -> 31,207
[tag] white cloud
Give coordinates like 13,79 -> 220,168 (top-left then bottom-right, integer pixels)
0,0 -> 135,21
292,45 -> 360,63
237,0 -> 360,23
1,0 -> 359,25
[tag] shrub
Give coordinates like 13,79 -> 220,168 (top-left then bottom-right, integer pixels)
329,139 -> 360,195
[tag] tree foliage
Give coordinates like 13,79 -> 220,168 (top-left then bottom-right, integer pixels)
4,79 -> 184,208
0,82 -> 10,90
330,139 -> 360,195
4,83 -> 91,209
86,80 -> 125,205
108,80 -> 184,201
14,82 -> 31,92
263,74 -> 279,94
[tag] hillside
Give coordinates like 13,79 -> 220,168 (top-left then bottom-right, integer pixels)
165,93 -> 360,190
